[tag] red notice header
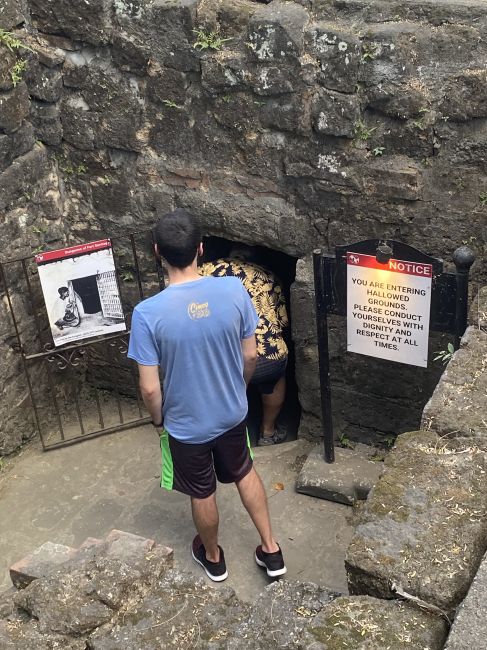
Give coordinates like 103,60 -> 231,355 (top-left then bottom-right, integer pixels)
346,252 -> 433,278
35,239 -> 112,265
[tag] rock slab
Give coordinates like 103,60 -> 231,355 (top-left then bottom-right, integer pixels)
345,430 -> 487,616
444,550 -> 487,650
296,444 -> 384,505
422,327 -> 487,446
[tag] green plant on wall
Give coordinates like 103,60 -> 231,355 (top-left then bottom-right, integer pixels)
479,191 -> 487,206
434,342 -> 455,365
361,42 -> 379,61
162,99 -> 183,109
193,29 -> 231,51
353,120 -> 377,147
0,29 -> 33,87
10,58 -> 27,87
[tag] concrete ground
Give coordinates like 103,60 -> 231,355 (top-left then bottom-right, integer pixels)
0,425 -> 354,602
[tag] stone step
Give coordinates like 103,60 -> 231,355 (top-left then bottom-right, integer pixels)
296,443 -> 383,505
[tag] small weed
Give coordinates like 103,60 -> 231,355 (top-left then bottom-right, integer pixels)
10,58 -> 27,86
434,342 -> 455,365
32,224 -> 47,235
120,270 -> 135,282
421,157 -> 432,167
99,175 -> 111,185
162,99 -> 183,109
32,245 -> 44,254
58,158 -> 87,176
353,120 -> 377,145
0,29 -> 33,88
338,434 -> 355,449
253,100 -> 266,107
383,434 -> 396,448
361,42 -> 379,61
412,118 -> 426,130
479,191 -> 487,206
193,29 -> 231,51
372,146 -> 385,157
0,29 -> 33,53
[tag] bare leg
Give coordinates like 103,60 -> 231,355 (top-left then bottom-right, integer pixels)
236,467 -> 279,553
261,376 -> 286,437
190,494 -> 220,562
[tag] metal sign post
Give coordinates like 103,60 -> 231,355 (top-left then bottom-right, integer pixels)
313,240 -> 475,464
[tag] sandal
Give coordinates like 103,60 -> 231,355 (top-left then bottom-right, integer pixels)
257,426 -> 287,446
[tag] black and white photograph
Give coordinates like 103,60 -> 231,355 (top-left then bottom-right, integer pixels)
35,240 -> 126,347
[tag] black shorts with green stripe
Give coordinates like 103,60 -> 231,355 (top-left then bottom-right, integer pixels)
159,420 -> 253,499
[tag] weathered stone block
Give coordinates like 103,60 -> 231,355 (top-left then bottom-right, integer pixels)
31,100 -> 62,145
312,88 -> 360,137
111,32 -> 150,76
30,0 -> 112,45
247,0 -> 309,61
305,23 -> 360,93
346,430 -> 487,616
28,35 -> 66,68
440,70 -> 487,121
0,0 -> 24,30
201,52 -> 250,94
0,47 -> 17,91
25,60 -> 63,103
0,144 -> 50,211
470,286 -> 487,329
0,82 -> 30,133
422,327 -> 487,445
296,444 -> 383,505
252,63 -> 296,95
261,93 -> 311,134
444,550 -> 487,650
227,579 -> 339,649
61,97 -> 98,150
307,596 -> 448,649
362,156 -> 422,201
149,0 -> 200,72
9,542 -> 78,589
0,121 -> 34,172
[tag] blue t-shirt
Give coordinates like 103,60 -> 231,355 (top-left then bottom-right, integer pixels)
127,276 -> 259,444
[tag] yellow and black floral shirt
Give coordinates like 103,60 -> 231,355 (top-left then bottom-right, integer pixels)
200,259 -> 289,361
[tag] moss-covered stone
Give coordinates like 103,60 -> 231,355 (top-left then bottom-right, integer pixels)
308,596 -> 447,649
346,430 -> 487,616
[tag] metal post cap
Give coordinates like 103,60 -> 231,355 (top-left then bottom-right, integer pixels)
453,246 -> 475,271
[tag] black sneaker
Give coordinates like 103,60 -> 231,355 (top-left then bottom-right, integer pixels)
255,543 -> 287,577
191,535 -> 228,582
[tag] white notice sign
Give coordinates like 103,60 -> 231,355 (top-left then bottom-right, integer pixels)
347,252 -> 433,367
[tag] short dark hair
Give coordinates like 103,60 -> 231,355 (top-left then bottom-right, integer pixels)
154,208 -> 201,269
58,286 -> 69,296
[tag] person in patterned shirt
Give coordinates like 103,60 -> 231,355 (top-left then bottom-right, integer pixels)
200,254 -> 289,446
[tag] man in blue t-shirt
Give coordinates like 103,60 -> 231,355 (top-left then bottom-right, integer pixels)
128,208 -> 286,582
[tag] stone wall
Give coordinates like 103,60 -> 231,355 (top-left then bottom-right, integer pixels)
1,0 -> 487,451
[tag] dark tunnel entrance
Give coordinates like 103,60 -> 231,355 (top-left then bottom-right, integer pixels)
201,236 -> 301,446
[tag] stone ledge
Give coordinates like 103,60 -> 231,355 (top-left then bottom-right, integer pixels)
345,430 -> 487,616
444,550 -> 487,649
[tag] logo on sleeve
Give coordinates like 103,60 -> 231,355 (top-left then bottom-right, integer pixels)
188,301 -> 210,320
